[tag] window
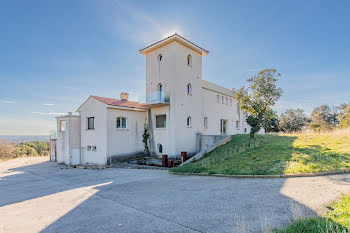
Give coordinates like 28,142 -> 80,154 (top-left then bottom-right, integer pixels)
244,128 -> 247,133
87,117 -> 95,130
59,120 -> 66,131
92,146 -> 97,151
158,83 -> 163,101
186,116 -> 191,127
187,55 -> 192,66
158,54 -> 163,62
222,96 -> 224,104
187,83 -> 192,95
116,117 -> 127,129
230,98 -> 232,106
156,115 -> 166,128
204,117 -> 208,129
158,144 -> 163,153
226,97 -> 228,105
216,95 -> 220,103
236,121 -> 240,129
87,145 -> 92,151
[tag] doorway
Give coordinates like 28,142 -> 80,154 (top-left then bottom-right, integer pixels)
220,119 -> 227,135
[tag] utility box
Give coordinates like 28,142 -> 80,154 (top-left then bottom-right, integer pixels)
56,114 -> 81,165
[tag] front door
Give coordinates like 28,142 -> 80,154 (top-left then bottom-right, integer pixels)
220,119 -> 227,135
71,149 -> 80,165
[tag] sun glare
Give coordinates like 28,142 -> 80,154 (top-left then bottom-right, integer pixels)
162,29 -> 181,38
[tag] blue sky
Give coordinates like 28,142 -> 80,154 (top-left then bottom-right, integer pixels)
1,0 -> 349,135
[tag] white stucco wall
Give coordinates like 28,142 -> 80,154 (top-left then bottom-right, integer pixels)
106,107 -> 147,160
79,97 -> 107,165
145,41 -> 203,157
56,115 -> 80,165
150,105 -> 170,156
201,82 -> 238,135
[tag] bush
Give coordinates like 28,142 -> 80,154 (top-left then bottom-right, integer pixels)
13,145 -> 38,158
0,140 -> 49,161
0,140 -> 15,160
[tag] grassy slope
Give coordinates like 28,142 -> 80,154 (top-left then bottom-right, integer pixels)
171,129 -> 350,175
275,194 -> 350,232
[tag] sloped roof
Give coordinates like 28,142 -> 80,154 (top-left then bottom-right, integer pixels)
139,33 -> 209,56
91,96 -> 148,110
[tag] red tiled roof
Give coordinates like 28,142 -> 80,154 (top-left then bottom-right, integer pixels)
91,96 -> 148,110
139,33 -> 209,55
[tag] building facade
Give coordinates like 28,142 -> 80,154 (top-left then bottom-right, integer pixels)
54,33 -> 255,165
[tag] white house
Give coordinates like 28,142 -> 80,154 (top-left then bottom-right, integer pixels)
53,33 -> 255,165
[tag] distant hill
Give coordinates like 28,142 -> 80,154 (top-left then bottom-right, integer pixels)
0,135 -> 49,143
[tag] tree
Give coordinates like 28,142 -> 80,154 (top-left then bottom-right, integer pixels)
262,110 -> 279,132
142,124 -> 150,156
339,104 -> 350,128
310,105 -> 336,130
236,69 -> 283,138
279,109 -> 308,132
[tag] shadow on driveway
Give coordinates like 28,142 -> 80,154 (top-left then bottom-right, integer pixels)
1,157 -> 350,232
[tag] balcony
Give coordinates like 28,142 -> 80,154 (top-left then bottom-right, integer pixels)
146,91 -> 170,107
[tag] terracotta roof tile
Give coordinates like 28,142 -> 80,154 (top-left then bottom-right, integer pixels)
91,96 -> 148,110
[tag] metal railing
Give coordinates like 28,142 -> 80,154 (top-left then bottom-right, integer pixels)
146,91 -> 170,103
50,130 -> 57,139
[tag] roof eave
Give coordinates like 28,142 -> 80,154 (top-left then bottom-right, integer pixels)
139,34 -> 209,56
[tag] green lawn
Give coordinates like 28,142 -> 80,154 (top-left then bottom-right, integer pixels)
275,194 -> 350,232
171,129 -> 350,175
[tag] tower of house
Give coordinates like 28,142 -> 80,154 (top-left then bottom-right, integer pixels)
140,33 -> 209,157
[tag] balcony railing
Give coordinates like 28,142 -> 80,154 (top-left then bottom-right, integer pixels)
146,91 -> 170,104
50,130 -> 57,139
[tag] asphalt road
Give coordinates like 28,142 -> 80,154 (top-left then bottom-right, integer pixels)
1,157 -> 350,233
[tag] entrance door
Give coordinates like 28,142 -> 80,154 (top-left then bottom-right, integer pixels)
220,119 -> 227,135
71,149 -> 80,165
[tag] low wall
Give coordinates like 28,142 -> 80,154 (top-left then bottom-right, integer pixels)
199,135 -> 228,152
108,151 -> 146,164
183,135 -> 231,166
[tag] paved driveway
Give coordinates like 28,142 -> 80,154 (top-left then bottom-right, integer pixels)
1,157 -> 350,233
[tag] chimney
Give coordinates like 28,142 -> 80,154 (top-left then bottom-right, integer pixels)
120,92 -> 128,102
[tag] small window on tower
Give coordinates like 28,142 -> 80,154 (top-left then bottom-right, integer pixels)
187,55 -> 192,67
186,116 -> 192,127
187,83 -> 192,95
158,54 -> 163,62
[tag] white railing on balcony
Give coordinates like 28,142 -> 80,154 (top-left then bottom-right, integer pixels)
146,91 -> 170,103
50,130 -> 57,139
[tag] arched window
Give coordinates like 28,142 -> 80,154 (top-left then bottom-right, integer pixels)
187,83 -> 192,95
187,116 -> 192,127
217,95 -> 220,103
226,97 -> 228,105
158,54 -> 163,62
187,55 -> 192,66
222,96 -> 224,104
230,98 -> 232,106
158,144 -> 163,153
158,83 -> 163,101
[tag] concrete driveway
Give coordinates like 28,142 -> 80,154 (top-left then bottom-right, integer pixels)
1,157 -> 350,233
